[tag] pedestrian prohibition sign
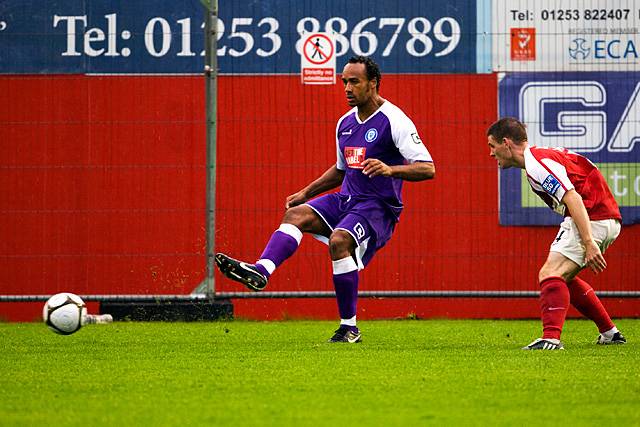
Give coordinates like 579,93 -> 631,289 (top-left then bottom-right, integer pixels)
300,32 -> 336,85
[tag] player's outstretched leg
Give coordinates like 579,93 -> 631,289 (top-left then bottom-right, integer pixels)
255,223 -> 303,278
328,256 -> 361,343
215,253 -> 268,291
567,277 -> 627,345
215,223 -> 303,292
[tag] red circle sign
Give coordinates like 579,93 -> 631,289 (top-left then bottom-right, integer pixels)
303,34 -> 334,65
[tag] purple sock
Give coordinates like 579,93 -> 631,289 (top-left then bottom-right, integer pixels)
333,269 -> 359,319
255,224 -> 302,278
253,263 -> 271,277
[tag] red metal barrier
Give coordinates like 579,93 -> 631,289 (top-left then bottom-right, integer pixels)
1,74 -> 638,321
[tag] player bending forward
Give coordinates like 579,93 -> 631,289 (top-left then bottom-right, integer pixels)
487,117 -> 626,350
215,56 -> 435,343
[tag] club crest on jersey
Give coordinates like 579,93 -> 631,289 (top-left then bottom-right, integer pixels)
344,147 -> 366,169
354,222 -> 366,239
542,175 -> 561,195
364,128 -> 378,143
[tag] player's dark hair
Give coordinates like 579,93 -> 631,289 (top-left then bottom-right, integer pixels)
487,117 -> 528,144
347,56 -> 381,90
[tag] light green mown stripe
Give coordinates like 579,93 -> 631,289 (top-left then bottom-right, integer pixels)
520,163 -> 640,208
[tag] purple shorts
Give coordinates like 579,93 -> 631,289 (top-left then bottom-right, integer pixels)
305,193 -> 397,268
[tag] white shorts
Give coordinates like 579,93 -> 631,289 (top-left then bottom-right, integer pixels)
550,217 -> 621,267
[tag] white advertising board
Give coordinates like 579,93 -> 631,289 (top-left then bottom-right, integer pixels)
493,0 -> 640,71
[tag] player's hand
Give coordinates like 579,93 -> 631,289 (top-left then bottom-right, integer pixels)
584,240 -> 606,274
285,191 -> 308,209
362,158 -> 392,178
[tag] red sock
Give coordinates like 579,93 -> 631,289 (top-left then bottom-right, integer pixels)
539,277 -> 569,340
568,277 -> 615,333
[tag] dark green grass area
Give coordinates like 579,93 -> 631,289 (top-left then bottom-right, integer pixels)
1,319 -> 638,426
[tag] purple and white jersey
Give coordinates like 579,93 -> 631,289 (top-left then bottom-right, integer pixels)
335,100 -> 432,219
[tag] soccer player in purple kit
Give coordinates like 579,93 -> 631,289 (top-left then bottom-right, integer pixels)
215,56 -> 435,343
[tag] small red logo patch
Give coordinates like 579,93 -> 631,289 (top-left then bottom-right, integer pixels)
510,28 -> 536,61
344,147 -> 366,169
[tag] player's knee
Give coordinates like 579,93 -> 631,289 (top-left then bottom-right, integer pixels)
538,267 -> 572,283
538,264 -> 557,282
329,230 -> 355,259
282,206 -> 313,230
538,269 -> 550,283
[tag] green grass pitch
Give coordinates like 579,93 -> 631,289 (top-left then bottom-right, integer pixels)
1,319 -> 638,426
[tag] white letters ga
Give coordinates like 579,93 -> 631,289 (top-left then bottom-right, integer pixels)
520,81 -> 639,153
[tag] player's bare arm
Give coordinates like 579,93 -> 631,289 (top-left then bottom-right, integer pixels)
361,159 -> 435,181
285,165 -> 345,208
562,189 -> 606,274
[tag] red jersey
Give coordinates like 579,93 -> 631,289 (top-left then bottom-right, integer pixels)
523,146 -> 621,221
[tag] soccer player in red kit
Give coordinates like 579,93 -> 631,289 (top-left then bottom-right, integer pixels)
487,117 -> 626,350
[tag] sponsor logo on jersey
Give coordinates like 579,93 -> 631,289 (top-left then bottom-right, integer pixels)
364,128 -> 378,143
411,132 -> 422,144
344,147 -> 366,169
354,222 -> 366,239
542,175 -> 561,195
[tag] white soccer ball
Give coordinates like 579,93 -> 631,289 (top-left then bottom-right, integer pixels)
43,293 -> 87,335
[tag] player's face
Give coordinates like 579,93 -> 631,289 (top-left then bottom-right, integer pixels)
487,135 -> 514,169
341,63 -> 376,107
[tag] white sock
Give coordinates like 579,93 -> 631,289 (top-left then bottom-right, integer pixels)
341,315 -> 356,327
256,259 -> 276,274
332,257 -> 358,274
278,223 -> 303,244
601,326 -> 619,339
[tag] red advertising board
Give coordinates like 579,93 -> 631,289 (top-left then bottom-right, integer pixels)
1,74 -> 638,321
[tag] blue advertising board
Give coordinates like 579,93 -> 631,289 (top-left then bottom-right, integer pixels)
0,0 -> 477,74
499,72 -> 640,225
